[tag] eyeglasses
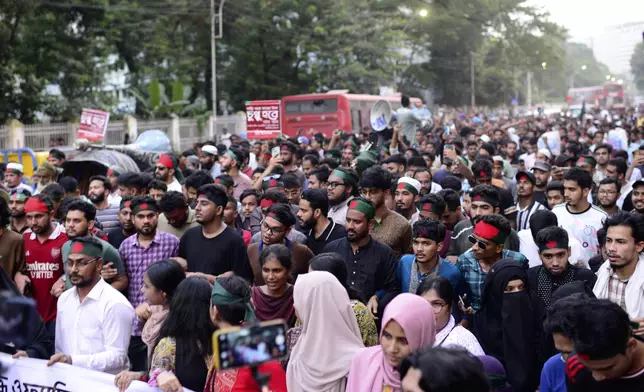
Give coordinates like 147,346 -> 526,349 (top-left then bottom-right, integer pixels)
327,182 -> 346,189
468,235 -> 488,250
598,190 -> 617,196
65,257 -> 98,268
359,188 -> 382,197
261,221 -> 285,235
430,301 -> 447,314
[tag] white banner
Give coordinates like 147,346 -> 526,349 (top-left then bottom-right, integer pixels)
0,353 -> 193,392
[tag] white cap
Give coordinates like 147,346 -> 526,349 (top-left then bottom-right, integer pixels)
480,134 -> 491,143
537,148 -> 552,159
397,177 -> 421,194
201,145 -> 218,156
7,163 -> 24,174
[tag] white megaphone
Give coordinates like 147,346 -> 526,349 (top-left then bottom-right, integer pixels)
370,100 -> 394,132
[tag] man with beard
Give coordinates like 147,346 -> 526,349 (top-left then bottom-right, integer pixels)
222,195 -> 251,245
359,166 -> 412,258
118,196 -> 178,371
446,184 -> 520,263
219,145 -> 252,198
456,214 -> 528,314
397,219 -> 464,295
4,163 -> 33,193
322,197 -> 399,317
23,194 -> 69,337
597,178 -> 621,217
532,159 -> 551,207
200,144 -> 222,178
0,196 -> 25,285
184,170 -> 214,207
307,166 -> 329,190
32,163 -> 57,195
61,200 -> 127,291
279,142 -> 306,185
157,191 -> 198,238
9,188 -> 31,233
117,172 -> 148,198
593,143 -> 612,184
413,167 -> 442,195
47,236 -> 134,373
395,177 -> 422,225
593,211 -> 644,320
527,226 -> 596,307
301,154 -> 318,180
88,175 -> 120,230
247,203 -> 312,284
154,154 -> 182,193
631,180 -> 644,214
553,168 -> 607,266
605,158 -> 633,210
178,184 -> 253,284
298,188 -> 346,255
106,197 -> 135,250
327,167 -> 359,226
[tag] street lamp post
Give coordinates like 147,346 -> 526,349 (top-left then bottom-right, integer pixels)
211,0 -> 226,125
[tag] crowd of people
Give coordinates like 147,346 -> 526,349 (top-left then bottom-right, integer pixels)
1,100 -> 644,392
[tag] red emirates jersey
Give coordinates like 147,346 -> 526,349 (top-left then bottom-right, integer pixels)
23,223 -> 68,323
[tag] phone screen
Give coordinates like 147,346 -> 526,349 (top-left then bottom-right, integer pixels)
271,146 -> 280,158
214,321 -> 287,370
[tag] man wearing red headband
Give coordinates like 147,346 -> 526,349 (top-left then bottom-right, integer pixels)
515,170 -> 546,231
155,154 -> 182,193
22,194 -> 69,338
456,214 -> 528,315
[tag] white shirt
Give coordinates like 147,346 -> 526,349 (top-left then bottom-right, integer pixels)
55,278 -> 135,374
552,203 -> 608,265
518,229 -> 587,268
328,197 -> 353,227
430,182 -> 443,194
166,178 -> 183,193
617,180 -> 634,209
434,316 -> 485,356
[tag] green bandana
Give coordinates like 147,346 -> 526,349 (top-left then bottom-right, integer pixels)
348,199 -> 375,220
211,281 -> 256,322
69,240 -> 102,258
226,150 -> 239,163
331,169 -> 352,182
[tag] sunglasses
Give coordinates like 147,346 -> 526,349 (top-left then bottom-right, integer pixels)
468,235 -> 488,250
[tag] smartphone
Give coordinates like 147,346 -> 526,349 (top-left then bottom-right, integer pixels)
458,294 -> 467,309
212,320 -> 288,371
271,146 -> 280,158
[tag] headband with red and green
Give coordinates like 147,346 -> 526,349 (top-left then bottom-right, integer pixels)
348,199 -> 375,220
538,238 -> 569,252
473,221 -> 507,245
262,177 -> 284,190
215,176 -> 234,188
24,197 -> 53,213
397,182 -> 419,196
119,199 -> 132,210
331,169 -> 352,182
131,201 -> 159,215
69,240 -> 102,258
577,156 -> 596,167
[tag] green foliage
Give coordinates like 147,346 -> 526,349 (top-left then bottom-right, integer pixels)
632,42 -> 644,93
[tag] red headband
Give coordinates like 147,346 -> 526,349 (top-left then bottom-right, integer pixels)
260,199 -> 274,209
158,154 -> 174,169
479,170 -> 488,178
473,221 -> 501,241
25,197 -> 50,213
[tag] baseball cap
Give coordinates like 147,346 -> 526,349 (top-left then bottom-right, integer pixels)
532,159 -> 551,173
515,170 -> 536,184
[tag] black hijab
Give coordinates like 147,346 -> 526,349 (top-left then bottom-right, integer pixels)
551,280 -> 596,303
473,259 -> 542,392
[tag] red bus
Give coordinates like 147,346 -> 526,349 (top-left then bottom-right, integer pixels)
602,81 -> 626,109
281,91 -> 422,138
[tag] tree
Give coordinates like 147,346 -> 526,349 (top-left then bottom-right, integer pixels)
632,42 -> 644,93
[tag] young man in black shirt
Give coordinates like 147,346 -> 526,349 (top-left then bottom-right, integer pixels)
297,188 -> 346,255
178,184 -> 253,283
322,197 -> 399,318
107,197 -> 135,249
566,299 -> 644,391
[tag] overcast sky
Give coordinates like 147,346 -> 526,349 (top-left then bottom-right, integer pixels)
528,0 -> 644,41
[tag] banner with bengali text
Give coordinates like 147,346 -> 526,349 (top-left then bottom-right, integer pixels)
0,353 -> 193,392
245,100 -> 282,139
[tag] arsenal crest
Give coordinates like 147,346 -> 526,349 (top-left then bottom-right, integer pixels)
51,247 -> 61,258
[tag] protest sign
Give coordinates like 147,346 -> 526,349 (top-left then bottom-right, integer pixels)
78,109 -> 110,141
246,100 -> 282,139
0,353 -> 193,392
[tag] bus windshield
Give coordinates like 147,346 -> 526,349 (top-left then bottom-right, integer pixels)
285,99 -> 338,114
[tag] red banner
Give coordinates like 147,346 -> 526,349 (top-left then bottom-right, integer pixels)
246,100 -> 282,139
78,109 -> 110,141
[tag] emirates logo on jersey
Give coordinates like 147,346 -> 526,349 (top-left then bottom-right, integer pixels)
51,248 -> 60,258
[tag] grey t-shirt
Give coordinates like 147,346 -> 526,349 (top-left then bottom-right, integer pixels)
447,219 -> 520,257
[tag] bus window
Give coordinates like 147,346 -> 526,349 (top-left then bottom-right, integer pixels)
285,99 -> 338,114
351,109 -> 362,132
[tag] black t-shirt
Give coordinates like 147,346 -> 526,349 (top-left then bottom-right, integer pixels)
533,190 -> 548,209
306,220 -> 347,255
179,226 -> 254,283
107,226 -> 131,250
567,353 -> 644,392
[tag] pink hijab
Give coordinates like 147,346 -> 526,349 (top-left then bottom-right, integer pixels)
286,271 -> 364,392
346,293 -> 436,392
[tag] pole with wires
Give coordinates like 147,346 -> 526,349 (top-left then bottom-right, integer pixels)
211,0 -> 226,133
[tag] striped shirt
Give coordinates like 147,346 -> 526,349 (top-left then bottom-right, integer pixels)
516,200 -> 547,231
95,203 -> 121,230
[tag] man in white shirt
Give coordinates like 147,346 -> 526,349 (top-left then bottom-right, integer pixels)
47,236 -> 134,374
553,168 -> 608,266
155,154 -> 183,193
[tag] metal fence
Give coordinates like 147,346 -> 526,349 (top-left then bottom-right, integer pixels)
0,126 -> 7,150
104,120 -> 127,145
24,123 -> 74,150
